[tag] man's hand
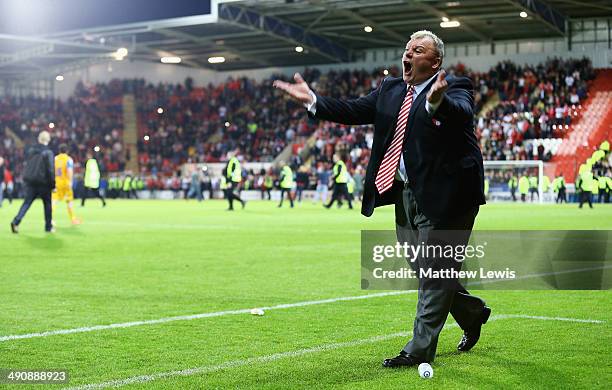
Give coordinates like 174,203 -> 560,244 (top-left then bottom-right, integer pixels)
426,69 -> 447,105
273,73 -> 314,106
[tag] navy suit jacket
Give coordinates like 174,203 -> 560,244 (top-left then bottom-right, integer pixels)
310,75 -> 485,223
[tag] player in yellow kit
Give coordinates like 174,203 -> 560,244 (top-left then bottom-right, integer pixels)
52,144 -> 81,225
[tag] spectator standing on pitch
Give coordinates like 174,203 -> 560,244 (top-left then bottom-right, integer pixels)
187,167 -> 203,201
225,153 -> 246,210
313,163 -> 330,204
325,154 -> 352,209
52,144 -> 81,225
277,162 -> 294,208
295,166 -> 309,203
202,168 -> 213,200
259,168 -> 273,200
3,167 -> 14,205
181,174 -> 190,199
11,131 -> 55,233
82,151 -> 106,207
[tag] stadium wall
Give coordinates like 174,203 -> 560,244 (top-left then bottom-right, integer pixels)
54,38 -> 611,99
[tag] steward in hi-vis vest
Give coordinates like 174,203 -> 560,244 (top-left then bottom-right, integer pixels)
277,163 -> 294,208
81,152 -> 106,207
325,154 -> 353,210
224,153 -> 246,211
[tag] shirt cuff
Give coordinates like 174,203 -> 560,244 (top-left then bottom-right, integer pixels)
425,96 -> 442,115
305,91 -> 317,114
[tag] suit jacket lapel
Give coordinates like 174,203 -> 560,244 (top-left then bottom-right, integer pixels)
383,83 -> 408,148
406,76 -> 437,133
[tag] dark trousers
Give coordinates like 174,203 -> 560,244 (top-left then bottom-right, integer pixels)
579,191 -> 593,208
226,182 -> 244,210
396,185 -> 485,362
325,183 -> 352,209
296,184 -> 306,202
510,188 -> 516,201
278,188 -> 294,208
123,189 -> 138,199
598,189 -> 606,203
12,183 -> 53,231
187,186 -> 203,201
556,189 -> 566,203
261,188 -> 271,200
81,187 -> 106,206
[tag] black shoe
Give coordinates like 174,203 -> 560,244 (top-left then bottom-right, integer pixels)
242,201 -> 246,209
457,306 -> 491,352
382,351 -> 423,368
10,222 -> 18,234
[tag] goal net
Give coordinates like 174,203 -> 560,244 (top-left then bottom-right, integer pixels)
483,160 -> 553,203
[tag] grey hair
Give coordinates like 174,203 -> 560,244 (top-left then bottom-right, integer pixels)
410,30 -> 444,63
38,131 -> 51,145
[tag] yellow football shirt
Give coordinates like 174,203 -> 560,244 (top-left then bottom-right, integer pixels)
55,153 -> 74,187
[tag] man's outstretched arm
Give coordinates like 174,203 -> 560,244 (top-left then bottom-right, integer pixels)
274,73 -> 378,125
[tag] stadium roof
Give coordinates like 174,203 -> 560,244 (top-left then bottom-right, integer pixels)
0,0 -> 610,79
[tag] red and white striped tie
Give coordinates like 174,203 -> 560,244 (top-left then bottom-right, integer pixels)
375,85 -> 415,194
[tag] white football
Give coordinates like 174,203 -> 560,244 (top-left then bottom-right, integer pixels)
418,363 -> 433,379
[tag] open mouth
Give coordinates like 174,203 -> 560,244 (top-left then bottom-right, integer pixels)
404,62 -> 413,76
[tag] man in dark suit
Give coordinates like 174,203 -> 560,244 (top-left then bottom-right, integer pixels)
11,131 -> 55,233
274,30 -> 490,367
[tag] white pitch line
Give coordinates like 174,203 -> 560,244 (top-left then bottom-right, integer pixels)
466,264 -> 612,286
0,291 -> 415,342
63,330 -> 414,390
63,314 -> 605,390
498,314 -> 604,324
86,221 -> 239,230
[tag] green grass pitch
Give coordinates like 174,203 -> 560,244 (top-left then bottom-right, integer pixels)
1,200 -> 611,389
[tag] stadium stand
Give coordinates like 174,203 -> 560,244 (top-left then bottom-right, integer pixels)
0,58 -> 599,192
133,76 -> 308,175
554,69 -> 612,179
0,80 -> 125,177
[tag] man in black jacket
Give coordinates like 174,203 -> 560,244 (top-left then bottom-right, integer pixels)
275,30 -> 489,367
11,131 -> 55,233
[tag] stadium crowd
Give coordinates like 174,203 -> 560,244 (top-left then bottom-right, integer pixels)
0,57 -> 598,200
133,76 -> 310,176
476,57 -> 594,161
0,80 -> 126,178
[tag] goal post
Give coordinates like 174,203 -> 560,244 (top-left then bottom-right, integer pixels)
483,160 -> 546,203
